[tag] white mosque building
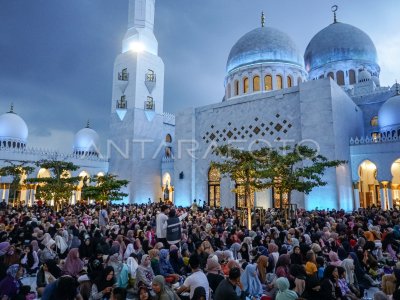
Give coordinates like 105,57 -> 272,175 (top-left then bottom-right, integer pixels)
2,0 -> 400,211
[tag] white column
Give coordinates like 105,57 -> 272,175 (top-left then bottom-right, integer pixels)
353,182 -> 360,209
25,189 -> 30,206
380,187 -> 386,210
388,185 -> 393,209
4,189 -> 9,205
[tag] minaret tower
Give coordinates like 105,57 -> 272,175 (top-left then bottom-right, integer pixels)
109,0 -> 165,203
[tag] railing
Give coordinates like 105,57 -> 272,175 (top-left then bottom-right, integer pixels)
350,130 -> 400,145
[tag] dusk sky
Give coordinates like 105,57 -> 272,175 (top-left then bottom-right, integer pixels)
0,0 -> 399,153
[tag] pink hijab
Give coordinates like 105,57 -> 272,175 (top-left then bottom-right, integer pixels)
63,248 -> 84,277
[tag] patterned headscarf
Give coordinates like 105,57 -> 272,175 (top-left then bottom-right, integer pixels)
7,264 -> 20,279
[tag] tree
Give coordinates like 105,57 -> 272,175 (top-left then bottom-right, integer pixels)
82,173 -> 129,205
26,160 -> 80,210
211,144 -> 265,229
0,161 -> 34,206
256,145 -> 346,212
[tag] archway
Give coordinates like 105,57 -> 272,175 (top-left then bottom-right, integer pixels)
391,159 -> 400,207
162,173 -> 173,204
358,160 -> 380,208
77,171 -> 90,204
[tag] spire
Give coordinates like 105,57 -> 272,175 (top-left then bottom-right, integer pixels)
396,80 -> 400,95
261,11 -> 265,28
86,119 -> 90,128
9,103 -> 14,113
128,0 -> 155,31
331,5 -> 338,23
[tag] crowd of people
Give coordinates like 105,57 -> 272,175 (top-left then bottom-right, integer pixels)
0,200 -> 399,300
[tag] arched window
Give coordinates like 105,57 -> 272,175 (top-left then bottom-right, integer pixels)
336,71 -> 345,86
349,70 -> 356,85
234,80 -> 239,96
276,75 -> 283,90
208,167 -> 221,207
327,72 -> 334,79
165,147 -> 172,158
264,75 -> 272,91
243,77 -> 249,94
370,116 -> 378,127
227,83 -> 231,98
253,76 -> 260,92
287,76 -> 292,88
165,134 -> 172,143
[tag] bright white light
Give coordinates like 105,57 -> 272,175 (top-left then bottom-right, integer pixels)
129,42 -> 145,53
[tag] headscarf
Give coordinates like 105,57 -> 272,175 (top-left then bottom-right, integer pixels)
159,249 -> 174,276
124,243 -> 134,260
230,243 -> 241,260
108,253 -> 123,276
256,255 -> 268,284
290,246 -> 302,265
30,240 -> 39,253
328,251 -> 342,267
127,257 -> 138,278
63,248 -> 84,277
42,233 -> 52,246
46,239 -> 56,250
6,264 -> 20,279
55,235 -> 68,254
205,257 -> 221,275
241,264 -> 263,296
94,266 -> 115,295
275,277 -> 298,300
152,275 -> 176,300
341,258 -> 355,284
192,286 -> 207,300
0,242 -> 10,256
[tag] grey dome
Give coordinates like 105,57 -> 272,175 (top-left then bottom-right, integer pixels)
227,27 -> 304,73
0,110 -> 28,146
73,126 -> 99,154
378,95 -> 400,131
358,70 -> 371,83
304,22 -> 378,72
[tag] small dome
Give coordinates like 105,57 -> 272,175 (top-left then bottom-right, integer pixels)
226,27 -> 304,73
358,70 -> 371,83
391,83 -> 400,91
73,124 -> 99,155
0,109 -> 28,147
304,22 -> 378,72
371,76 -> 380,87
378,94 -> 400,131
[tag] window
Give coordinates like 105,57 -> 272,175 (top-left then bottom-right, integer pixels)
118,68 -> 129,81
243,77 -> 249,94
165,134 -> 172,143
227,83 -> 231,98
276,75 -> 283,90
146,69 -> 156,82
116,95 -> 127,109
208,167 -> 221,207
336,71 -> 345,86
234,80 -> 239,96
165,146 -> 172,158
327,72 -> 334,79
145,96 -> 154,110
371,132 -> 381,142
287,76 -> 292,88
253,76 -> 260,92
264,75 -> 272,91
371,116 -> 378,127
349,70 -> 356,85
235,181 -> 255,208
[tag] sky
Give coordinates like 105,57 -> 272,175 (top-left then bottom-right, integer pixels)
0,0 -> 399,153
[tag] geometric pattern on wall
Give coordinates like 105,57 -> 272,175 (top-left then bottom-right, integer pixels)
202,114 -> 293,144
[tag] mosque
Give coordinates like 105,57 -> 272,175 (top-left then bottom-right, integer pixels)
1,0 -> 400,211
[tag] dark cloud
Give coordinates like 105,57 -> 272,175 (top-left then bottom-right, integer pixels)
0,0 -> 398,152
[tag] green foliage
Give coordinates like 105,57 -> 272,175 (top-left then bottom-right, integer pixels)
82,173 -> 129,204
26,159 -> 80,209
0,160 -> 34,202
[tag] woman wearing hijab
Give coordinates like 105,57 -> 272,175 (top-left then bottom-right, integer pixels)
240,264 -> 263,299
169,246 -> 185,275
256,255 -> 268,285
79,236 -> 94,260
320,265 -> 340,300
191,286 -> 207,300
63,248 -> 84,277
328,251 -> 342,267
0,264 -> 25,299
151,275 -> 179,300
240,243 -> 250,262
136,255 -> 155,290
107,253 -> 129,288
230,243 -> 242,260
20,244 -> 39,275
40,239 -> 58,263
159,249 -> 180,283
290,246 -> 303,265
124,243 -> 135,260
36,259 -> 62,297
275,254 -> 292,280
90,266 -> 115,300
205,257 -> 224,293
275,277 -> 298,300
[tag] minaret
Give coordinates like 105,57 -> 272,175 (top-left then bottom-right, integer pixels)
109,0 -> 165,204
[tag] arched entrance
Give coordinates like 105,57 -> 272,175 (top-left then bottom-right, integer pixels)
391,159 -> 400,207
162,173 -> 173,204
358,160 -> 381,208
208,167 -> 221,207
77,171 -> 90,204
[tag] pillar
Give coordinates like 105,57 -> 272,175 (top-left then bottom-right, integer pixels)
4,185 -> 10,205
353,182 -> 360,209
388,184 -> 393,209
381,181 -> 390,210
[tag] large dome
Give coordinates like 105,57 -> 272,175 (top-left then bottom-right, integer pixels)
378,94 -> 400,132
226,27 -> 304,73
73,125 -> 99,155
0,110 -> 28,147
304,22 -> 378,72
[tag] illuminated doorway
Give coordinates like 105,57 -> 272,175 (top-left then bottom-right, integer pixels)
208,167 -> 221,207
358,160 -> 380,208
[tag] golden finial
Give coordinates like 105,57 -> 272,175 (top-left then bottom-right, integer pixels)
331,5 -> 338,23
9,103 -> 14,113
86,119 -> 90,128
261,11 -> 265,27
396,80 -> 400,95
